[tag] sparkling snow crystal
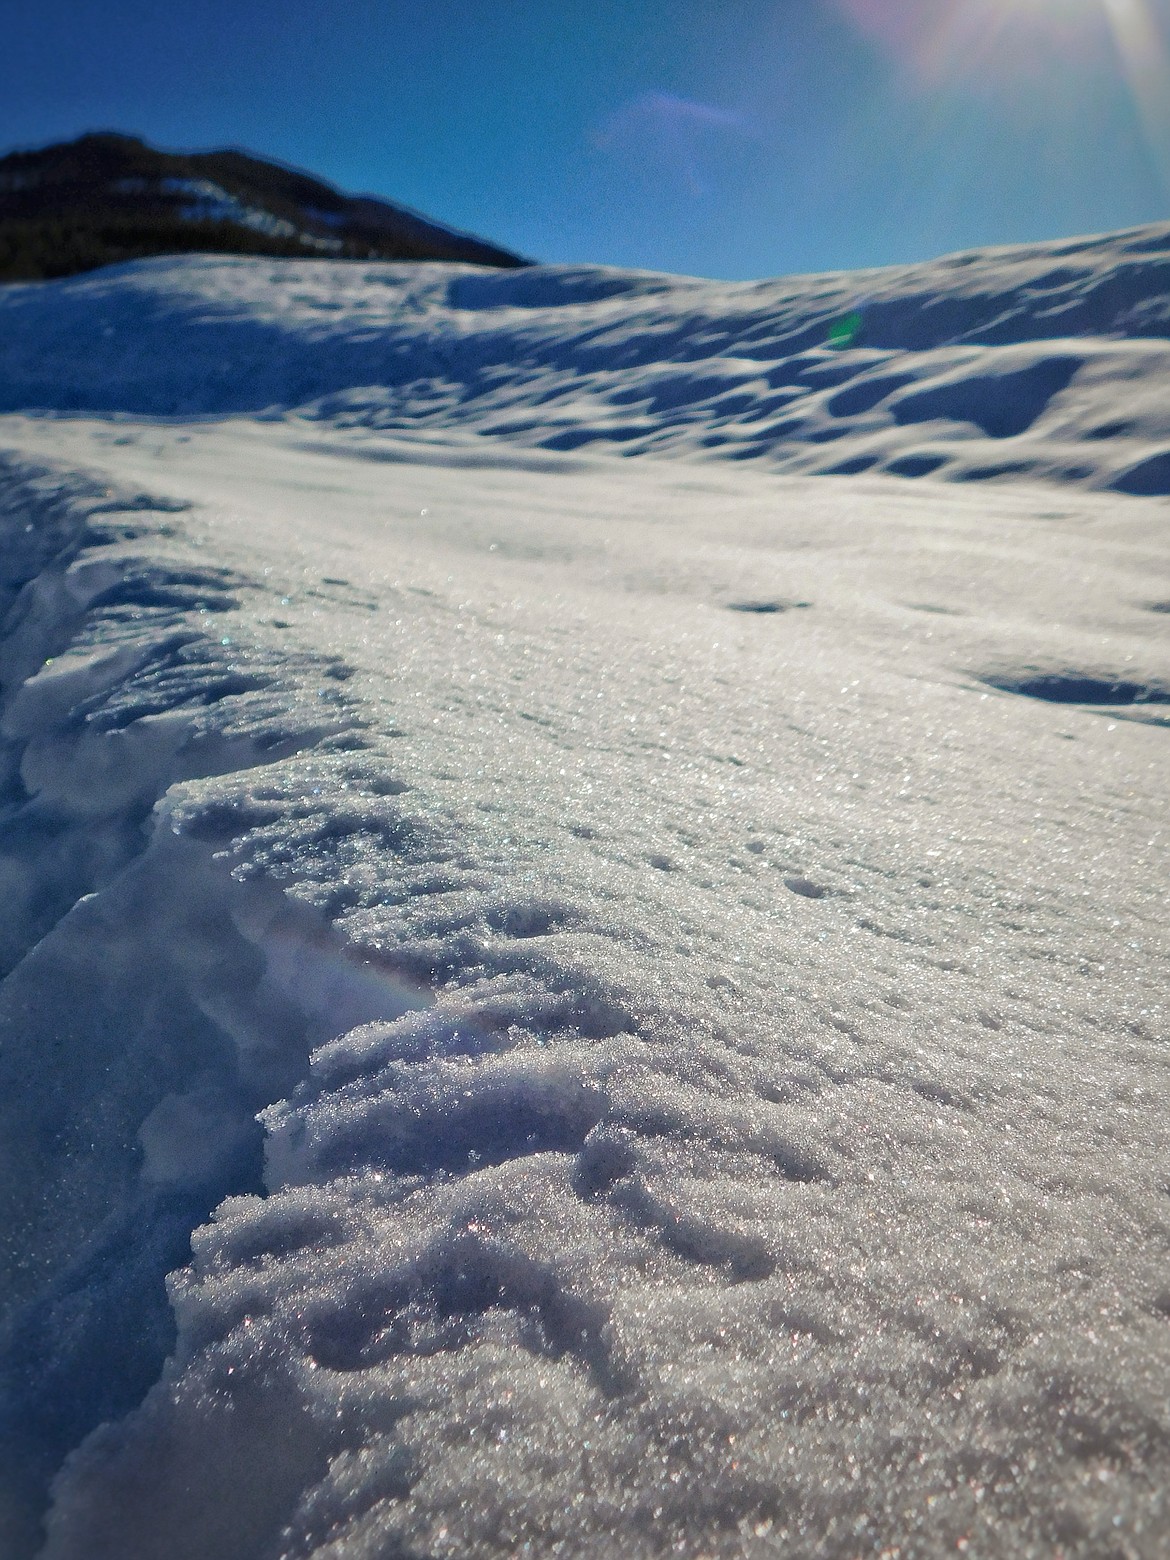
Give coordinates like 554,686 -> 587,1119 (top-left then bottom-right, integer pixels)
0,225 -> 1168,1559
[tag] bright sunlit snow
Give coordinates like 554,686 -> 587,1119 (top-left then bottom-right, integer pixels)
0,226 -> 1167,1560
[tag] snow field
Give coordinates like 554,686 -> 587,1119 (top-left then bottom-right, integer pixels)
0,416 -> 1164,1557
0,220 -> 1168,494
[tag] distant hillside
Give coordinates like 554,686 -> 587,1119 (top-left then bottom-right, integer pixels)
0,132 -> 530,282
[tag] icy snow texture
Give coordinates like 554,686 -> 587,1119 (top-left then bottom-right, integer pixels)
0,226 -> 1167,1560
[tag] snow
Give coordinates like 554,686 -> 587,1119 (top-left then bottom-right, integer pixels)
116,175 -> 340,250
1,221 -> 1168,491
0,226 -> 1167,1559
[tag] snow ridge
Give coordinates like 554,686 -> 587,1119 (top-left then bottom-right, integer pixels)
0,459 -> 378,1550
0,461 -> 827,1558
1,221 -> 1169,491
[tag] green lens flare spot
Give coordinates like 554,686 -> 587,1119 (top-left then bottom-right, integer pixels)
827,311 -> 863,349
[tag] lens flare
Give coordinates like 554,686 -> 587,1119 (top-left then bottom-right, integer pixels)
1102,0 -> 1170,189
833,0 -> 1170,192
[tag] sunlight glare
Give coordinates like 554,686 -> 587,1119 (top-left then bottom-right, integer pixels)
1102,0 -> 1170,190
836,0 -> 1170,193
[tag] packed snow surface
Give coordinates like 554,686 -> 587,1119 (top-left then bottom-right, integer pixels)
0,226 -> 1167,1560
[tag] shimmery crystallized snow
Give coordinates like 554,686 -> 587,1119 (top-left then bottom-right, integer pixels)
0,226 -> 1167,1560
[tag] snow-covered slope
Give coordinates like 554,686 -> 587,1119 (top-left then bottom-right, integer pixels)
1,221 -> 1169,492
0,230 -> 1168,1560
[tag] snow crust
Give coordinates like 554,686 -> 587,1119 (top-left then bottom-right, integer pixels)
0,226 -> 1167,1559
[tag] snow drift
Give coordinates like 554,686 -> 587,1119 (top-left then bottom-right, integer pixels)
0,220 -> 1169,492
0,225 -> 1167,1560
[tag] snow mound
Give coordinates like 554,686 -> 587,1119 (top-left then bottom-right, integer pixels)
1,221 -> 1169,491
0,223 -> 1167,1558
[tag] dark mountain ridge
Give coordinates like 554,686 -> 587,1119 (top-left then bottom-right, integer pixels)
0,132 -> 530,282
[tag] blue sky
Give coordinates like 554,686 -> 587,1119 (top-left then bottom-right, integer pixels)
1,0 -> 1167,279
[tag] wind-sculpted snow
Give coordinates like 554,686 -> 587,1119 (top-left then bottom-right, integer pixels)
0,413 -> 1165,1559
0,220 -> 1169,491
0,224 -> 1168,1559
